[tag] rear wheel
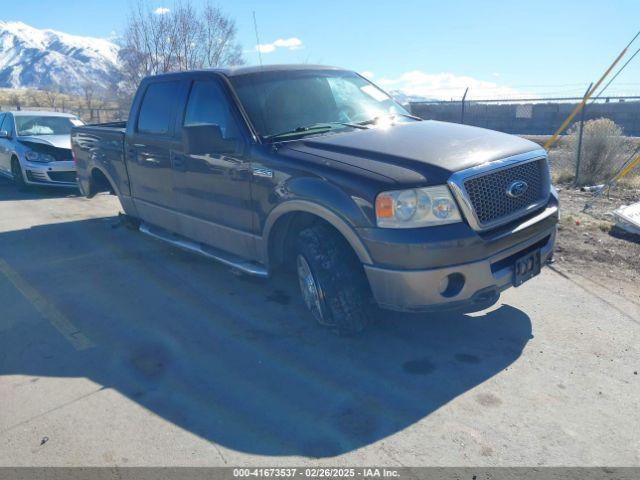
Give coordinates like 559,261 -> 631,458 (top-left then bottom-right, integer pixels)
295,223 -> 374,335
11,157 -> 28,190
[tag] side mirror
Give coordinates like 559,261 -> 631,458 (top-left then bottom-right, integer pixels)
0,130 -> 9,139
182,124 -> 240,156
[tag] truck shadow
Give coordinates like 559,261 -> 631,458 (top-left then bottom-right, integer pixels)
0,215 -> 532,458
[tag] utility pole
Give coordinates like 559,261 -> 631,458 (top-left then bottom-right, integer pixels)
460,87 -> 469,124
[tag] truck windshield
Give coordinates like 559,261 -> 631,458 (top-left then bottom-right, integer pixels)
230,70 -> 413,140
15,116 -> 83,136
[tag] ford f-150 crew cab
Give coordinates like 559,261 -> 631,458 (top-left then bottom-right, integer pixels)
71,65 -> 558,334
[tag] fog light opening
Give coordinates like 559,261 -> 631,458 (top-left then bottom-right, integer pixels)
439,273 -> 465,298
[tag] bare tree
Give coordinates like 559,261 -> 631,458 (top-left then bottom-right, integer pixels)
42,83 -> 62,110
26,90 -> 42,108
119,1 -> 244,94
8,93 -> 22,111
81,83 -> 106,122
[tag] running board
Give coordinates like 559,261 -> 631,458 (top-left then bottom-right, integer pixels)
139,223 -> 268,278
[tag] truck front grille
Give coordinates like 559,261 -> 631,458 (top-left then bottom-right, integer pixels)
464,159 -> 546,224
448,152 -> 550,231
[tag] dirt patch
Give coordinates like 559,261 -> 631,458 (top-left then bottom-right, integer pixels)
554,185 -> 640,290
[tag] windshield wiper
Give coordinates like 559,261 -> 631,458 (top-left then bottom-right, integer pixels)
264,122 -> 367,141
397,113 -> 423,121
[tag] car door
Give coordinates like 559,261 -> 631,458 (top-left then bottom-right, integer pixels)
0,114 -> 12,173
126,79 -> 185,232
171,75 -> 255,258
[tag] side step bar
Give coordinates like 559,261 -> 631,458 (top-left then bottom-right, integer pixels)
139,223 -> 268,278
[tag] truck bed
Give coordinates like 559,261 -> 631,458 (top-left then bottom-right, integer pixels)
75,121 -> 127,134
71,122 -> 129,197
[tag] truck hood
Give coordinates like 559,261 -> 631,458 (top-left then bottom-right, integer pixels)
17,135 -> 71,150
284,120 -> 543,185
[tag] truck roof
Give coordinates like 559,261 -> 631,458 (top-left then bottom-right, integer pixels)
145,64 -> 347,81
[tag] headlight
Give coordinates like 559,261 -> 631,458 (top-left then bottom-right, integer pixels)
25,151 -> 55,163
375,185 -> 462,228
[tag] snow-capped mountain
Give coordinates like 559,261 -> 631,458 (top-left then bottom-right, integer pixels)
0,21 -> 121,92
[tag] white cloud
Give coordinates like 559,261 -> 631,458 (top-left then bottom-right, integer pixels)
360,71 -> 375,79
256,37 -> 303,54
153,7 -> 170,15
376,70 -> 531,101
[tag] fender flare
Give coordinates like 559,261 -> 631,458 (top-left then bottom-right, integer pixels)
262,200 -> 373,265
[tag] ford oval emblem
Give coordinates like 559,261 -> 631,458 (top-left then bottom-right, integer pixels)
507,180 -> 528,198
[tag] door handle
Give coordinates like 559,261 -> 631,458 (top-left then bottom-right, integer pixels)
230,166 -> 251,181
171,153 -> 187,171
141,156 -> 161,166
126,148 -> 138,162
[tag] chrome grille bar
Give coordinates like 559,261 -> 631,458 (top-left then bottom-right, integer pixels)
448,149 -> 550,231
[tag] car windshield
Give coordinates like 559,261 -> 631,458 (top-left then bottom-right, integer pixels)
230,69 -> 413,140
15,116 -> 83,136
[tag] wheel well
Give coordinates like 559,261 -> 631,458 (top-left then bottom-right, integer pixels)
90,168 -> 115,195
268,211 -> 357,271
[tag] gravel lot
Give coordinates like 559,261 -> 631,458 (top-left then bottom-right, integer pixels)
0,178 -> 638,467
555,186 -> 640,292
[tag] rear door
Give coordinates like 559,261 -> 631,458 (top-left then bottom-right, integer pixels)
171,75 -> 255,258
126,79 -> 186,230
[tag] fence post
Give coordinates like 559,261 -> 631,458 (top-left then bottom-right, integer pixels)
460,87 -> 469,124
574,82 -> 593,186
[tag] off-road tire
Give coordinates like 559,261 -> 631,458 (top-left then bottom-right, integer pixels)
11,157 -> 28,191
295,223 -> 374,335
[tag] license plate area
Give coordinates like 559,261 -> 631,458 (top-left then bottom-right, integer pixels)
514,249 -> 541,286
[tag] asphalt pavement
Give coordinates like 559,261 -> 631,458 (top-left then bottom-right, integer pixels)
0,178 -> 638,466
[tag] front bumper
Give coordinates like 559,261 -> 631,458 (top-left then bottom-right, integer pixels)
23,160 -> 77,187
361,199 -> 558,312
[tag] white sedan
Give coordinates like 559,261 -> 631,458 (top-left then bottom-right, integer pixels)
0,111 -> 84,188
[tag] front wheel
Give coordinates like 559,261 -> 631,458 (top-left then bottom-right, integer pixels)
295,224 -> 374,335
11,157 -> 28,190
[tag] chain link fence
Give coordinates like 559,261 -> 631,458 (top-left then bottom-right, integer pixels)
409,96 -> 640,137
410,96 -> 640,186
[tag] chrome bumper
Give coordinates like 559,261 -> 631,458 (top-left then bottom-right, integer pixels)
364,219 -> 557,313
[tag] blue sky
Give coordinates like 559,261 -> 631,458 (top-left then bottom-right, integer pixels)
3,0 -> 640,99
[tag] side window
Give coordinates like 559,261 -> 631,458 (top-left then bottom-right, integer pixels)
0,114 -> 12,136
183,80 -> 240,139
137,81 -> 180,135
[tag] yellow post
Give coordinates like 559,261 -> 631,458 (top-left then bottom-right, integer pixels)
544,48 -> 628,151
613,154 -> 640,182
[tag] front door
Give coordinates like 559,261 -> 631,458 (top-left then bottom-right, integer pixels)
172,76 -> 255,259
0,114 -> 13,174
126,79 -> 184,232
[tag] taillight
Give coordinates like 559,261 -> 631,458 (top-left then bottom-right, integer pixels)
71,148 -> 77,164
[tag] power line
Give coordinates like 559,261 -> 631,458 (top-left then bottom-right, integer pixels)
590,45 -> 640,103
